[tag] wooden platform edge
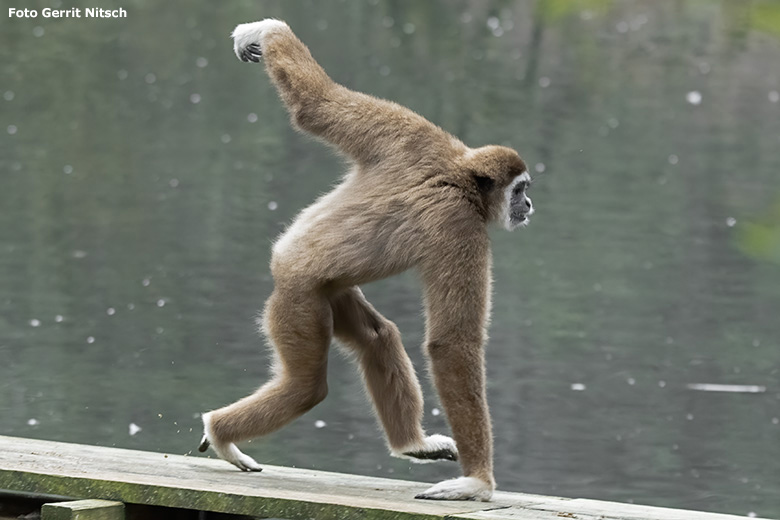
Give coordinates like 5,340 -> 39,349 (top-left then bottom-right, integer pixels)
41,499 -> 125,520
0,469 -> 436,520
0,436 -> 774,520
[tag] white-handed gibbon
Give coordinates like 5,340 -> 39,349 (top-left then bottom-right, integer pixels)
198,19 -> 535,502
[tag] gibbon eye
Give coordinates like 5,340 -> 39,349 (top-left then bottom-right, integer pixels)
513,181 -> 529,194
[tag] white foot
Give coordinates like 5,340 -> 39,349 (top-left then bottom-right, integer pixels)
392,434 -> 458,463
231,19 -> 289,62
415,476 -> 494,501
199,412 -> 263,472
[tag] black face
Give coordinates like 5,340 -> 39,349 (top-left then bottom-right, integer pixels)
506,175 -> 534,230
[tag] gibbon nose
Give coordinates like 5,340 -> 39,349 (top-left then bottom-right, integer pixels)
524,196 -> 534,215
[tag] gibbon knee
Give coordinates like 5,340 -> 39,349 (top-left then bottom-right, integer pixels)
349,321 -> 404,370
296,376 -> 328,411
270,371 -> 328,415
376,320 -> 401,344
332,297 -> 402,350
362,318 -> 401,349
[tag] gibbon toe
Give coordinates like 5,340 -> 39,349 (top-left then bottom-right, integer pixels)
212,441 -> 263,472
230,447 -> 264,472
394,434 -> 459,463
200,411 -> 263,472
415,476 -> 493,501
403,446 -> 458,462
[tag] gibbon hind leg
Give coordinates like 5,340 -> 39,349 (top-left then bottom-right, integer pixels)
330,287 -> 458,462
200,287 -> 332,471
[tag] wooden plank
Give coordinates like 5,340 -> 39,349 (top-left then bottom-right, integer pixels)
41,499 -> 124,520
0,436 -> 772,520
533,498 -> 762,520
0,436 -> 540,520
455,509 -> 603,519
455,496 -> 767,520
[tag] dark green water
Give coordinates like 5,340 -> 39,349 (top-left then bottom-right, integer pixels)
2,0 -> 780,517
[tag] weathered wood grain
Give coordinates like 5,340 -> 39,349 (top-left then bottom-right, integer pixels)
41,499 -> 125,520
0,436 -> 772,520
0,435 -> 542,520
455,497 -> 769,520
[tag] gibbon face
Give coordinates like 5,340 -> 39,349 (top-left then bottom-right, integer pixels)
503,171 -> 534,230
466,146 -> 534,231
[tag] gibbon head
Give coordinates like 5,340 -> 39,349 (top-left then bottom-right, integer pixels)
463,146 -> 534,231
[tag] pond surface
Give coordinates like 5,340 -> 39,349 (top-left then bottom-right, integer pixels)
2,1 -> 780,517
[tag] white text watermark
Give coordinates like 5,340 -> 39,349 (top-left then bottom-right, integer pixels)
8,7 -> 127,19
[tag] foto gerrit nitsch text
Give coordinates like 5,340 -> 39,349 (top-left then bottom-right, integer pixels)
8,8 -> 127,18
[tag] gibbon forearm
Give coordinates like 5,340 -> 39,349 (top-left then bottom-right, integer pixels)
260,23 -> 448,164
259,24 -> 335,127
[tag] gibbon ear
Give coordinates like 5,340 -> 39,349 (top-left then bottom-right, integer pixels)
473,174 -> 495,192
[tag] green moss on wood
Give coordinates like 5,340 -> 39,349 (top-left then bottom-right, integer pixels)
0,470 -> 441,520
41,499 -> 125,520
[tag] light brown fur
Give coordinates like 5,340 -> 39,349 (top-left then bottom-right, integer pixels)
201,19 -> 533,501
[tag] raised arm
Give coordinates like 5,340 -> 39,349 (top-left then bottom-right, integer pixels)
232,20 -> 452,165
